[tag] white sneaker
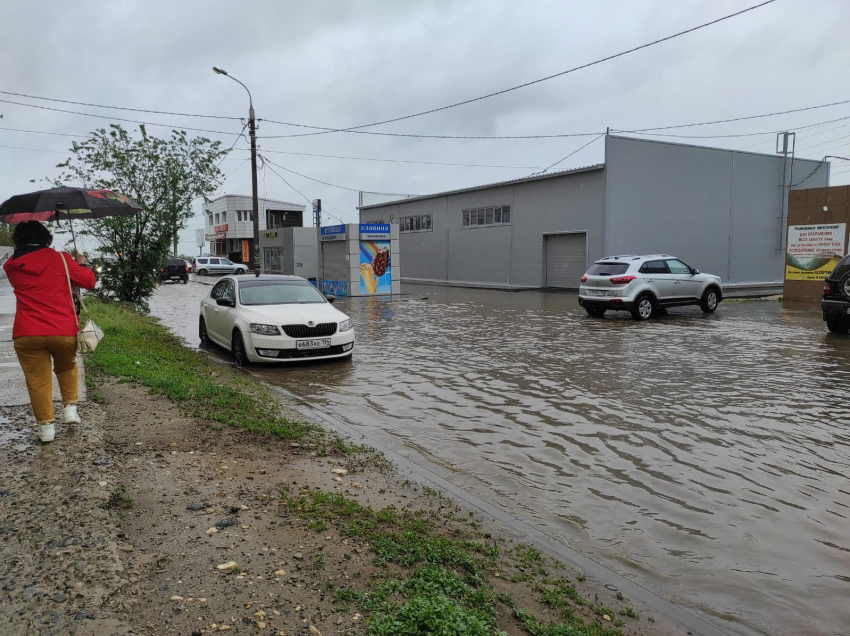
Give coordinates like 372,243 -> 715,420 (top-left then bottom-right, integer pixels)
38,424 -> 55,443
63,405 -> 81,424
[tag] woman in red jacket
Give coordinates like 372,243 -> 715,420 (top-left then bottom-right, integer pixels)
3,221 -> 96,443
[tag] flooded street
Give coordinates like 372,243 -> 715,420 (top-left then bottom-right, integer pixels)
151,280 -> 850,636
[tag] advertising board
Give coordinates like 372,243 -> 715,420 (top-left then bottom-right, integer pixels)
785,224 -> 847,281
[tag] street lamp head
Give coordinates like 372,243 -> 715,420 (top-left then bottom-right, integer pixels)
212,67 -> 228,76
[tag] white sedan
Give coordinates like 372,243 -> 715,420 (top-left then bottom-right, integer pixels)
199,275 -> 355,365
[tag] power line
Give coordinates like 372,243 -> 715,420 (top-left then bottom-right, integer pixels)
621,98 -> 850,134
259,124 -> 604,140
242,146 -> 545,169
0,98 -> 243,136
0,126 -> 87,138
260,158 -> 352,225
216,122 -> 249,168
258,1 -> 775,139
0,89 -> 241,120
260,155 -> 418,197
0,144 -> 66,154
534,134 -> 605,175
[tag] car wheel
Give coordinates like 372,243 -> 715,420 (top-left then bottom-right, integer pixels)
585,307 -> 605,318
197,268 -> 208,276
826,317 -> 850,334
631,294 -> 654,321
700,288 -> 719,313
840,272 -> 850,300
235,268 -> 246,275
232,331 -> 247,367
199,318 -> 209,346
182,277 -> 188,284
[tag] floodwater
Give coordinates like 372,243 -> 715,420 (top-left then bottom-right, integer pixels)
150,280 -> 850,636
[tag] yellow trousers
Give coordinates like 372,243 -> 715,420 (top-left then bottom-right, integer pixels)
13,336 -> 78,424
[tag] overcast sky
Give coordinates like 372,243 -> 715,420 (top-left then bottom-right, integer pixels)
2,0 -> 849,255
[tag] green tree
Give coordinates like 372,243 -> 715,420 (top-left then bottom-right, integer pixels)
52,124 -> 226,310
0,222 -> 13,247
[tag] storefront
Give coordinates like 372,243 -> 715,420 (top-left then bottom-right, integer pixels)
318,223 -> 400,297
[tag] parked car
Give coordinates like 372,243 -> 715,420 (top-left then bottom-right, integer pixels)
199,275 -> 355,365
159,258 -> 190,284
578,254 -> 723,321
192,256 -> 247,276
821,254 -> 850,334
92,256 -> 116,274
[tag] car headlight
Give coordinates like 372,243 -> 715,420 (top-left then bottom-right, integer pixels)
339,319 -> 353,332
249,324 -> 281,336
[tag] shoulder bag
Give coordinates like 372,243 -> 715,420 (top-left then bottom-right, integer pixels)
61,251 -> 104,353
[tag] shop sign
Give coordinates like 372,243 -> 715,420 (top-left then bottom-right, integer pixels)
241,240 -> 250,263
320,224 -> 346,241
214,223 -> 228,233
359,239 -> 391,295
785,223 -> 847,281
263,231 -> 277,238
359,223 -> 390,240
321,280 -> 348,297
205,232 -> 226,240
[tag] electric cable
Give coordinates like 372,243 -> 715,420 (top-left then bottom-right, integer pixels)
258,1 -> 775,138
0,89 -> 241,120
0,98 -> 244,136
533,134 -> 606,175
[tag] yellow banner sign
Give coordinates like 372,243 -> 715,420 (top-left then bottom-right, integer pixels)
785,224 -> 846,281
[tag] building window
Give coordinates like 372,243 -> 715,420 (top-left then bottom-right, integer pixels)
237,210 -> 253,222
214,213 -> 220,225
237,210 -> 242,222
400,214 -> 432,233
462,205 -> 511,228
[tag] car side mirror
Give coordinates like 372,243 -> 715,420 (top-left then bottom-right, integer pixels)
324,295 -> 336,304
692,268 -> 700,275
216,297 -> 234,307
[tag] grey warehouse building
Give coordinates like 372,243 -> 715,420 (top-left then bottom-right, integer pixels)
358,135 -> 830,290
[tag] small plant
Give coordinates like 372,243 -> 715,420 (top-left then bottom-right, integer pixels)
100,485 -> 133,510
619,606 -> 639,619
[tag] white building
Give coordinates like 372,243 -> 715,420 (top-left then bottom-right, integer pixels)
204,194 -> 306,262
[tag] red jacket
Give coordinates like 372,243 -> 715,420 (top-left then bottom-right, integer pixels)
3,247 -> 97,339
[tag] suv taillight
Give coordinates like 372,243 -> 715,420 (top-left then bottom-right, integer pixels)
580,275 -> 587,283
609,275 -> 636,285
823,281 -> 832,296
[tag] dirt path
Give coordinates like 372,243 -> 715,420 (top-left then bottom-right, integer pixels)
2,377 -> 684,636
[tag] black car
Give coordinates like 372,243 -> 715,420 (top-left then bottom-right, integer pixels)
159,259 -> 190,284
821,254 -> 850,334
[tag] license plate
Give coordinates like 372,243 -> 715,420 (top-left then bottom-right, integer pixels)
296,338 -> 331,350
585,290 -> 606,297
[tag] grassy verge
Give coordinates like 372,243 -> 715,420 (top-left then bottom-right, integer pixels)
284,488 -> 639,636
84,299 -> 358,454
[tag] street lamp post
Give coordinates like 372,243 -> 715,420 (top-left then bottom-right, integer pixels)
213,67 -> 261,276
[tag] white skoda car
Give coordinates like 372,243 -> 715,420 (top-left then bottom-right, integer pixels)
199,275 -> 355,365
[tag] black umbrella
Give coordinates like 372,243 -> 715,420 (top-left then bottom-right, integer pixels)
0,186 -> 142,224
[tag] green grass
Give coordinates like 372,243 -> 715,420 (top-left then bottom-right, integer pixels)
84,299 -> 357,453
284,488 -> 631,636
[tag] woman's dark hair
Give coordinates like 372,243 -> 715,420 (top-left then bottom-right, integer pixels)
11,221 -> 53,248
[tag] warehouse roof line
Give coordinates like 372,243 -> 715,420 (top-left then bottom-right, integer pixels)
357,163 -> 605,210
358,135 -> 829,210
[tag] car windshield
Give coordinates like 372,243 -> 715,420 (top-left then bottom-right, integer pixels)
586,263 -> 629,276
239,281 -> 326,305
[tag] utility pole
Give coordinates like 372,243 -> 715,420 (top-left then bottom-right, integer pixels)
313,199 -> 322,288
213,66 -> 260,276
776,132 -> 796,250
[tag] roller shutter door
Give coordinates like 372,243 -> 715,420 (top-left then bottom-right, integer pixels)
545,233 -> 587,289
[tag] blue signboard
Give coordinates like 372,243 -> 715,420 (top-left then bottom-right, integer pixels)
359,223 -> 391,240
321,280 -> 348,297
320,224 -> 345,235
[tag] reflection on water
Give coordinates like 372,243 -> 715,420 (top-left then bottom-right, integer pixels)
151,283 -> 850,636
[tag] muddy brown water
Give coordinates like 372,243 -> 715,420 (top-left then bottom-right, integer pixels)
150,280 -> 850,636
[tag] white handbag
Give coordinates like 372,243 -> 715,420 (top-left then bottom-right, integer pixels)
61,251 -> 104,353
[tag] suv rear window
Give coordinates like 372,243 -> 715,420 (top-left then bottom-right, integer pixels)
586,262 -> 629,276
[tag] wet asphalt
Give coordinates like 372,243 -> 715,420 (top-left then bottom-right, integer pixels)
148,279 -> 849,636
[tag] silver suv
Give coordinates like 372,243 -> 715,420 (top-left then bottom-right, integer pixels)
578,255 -> 722,321
192,256 -> 247,276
